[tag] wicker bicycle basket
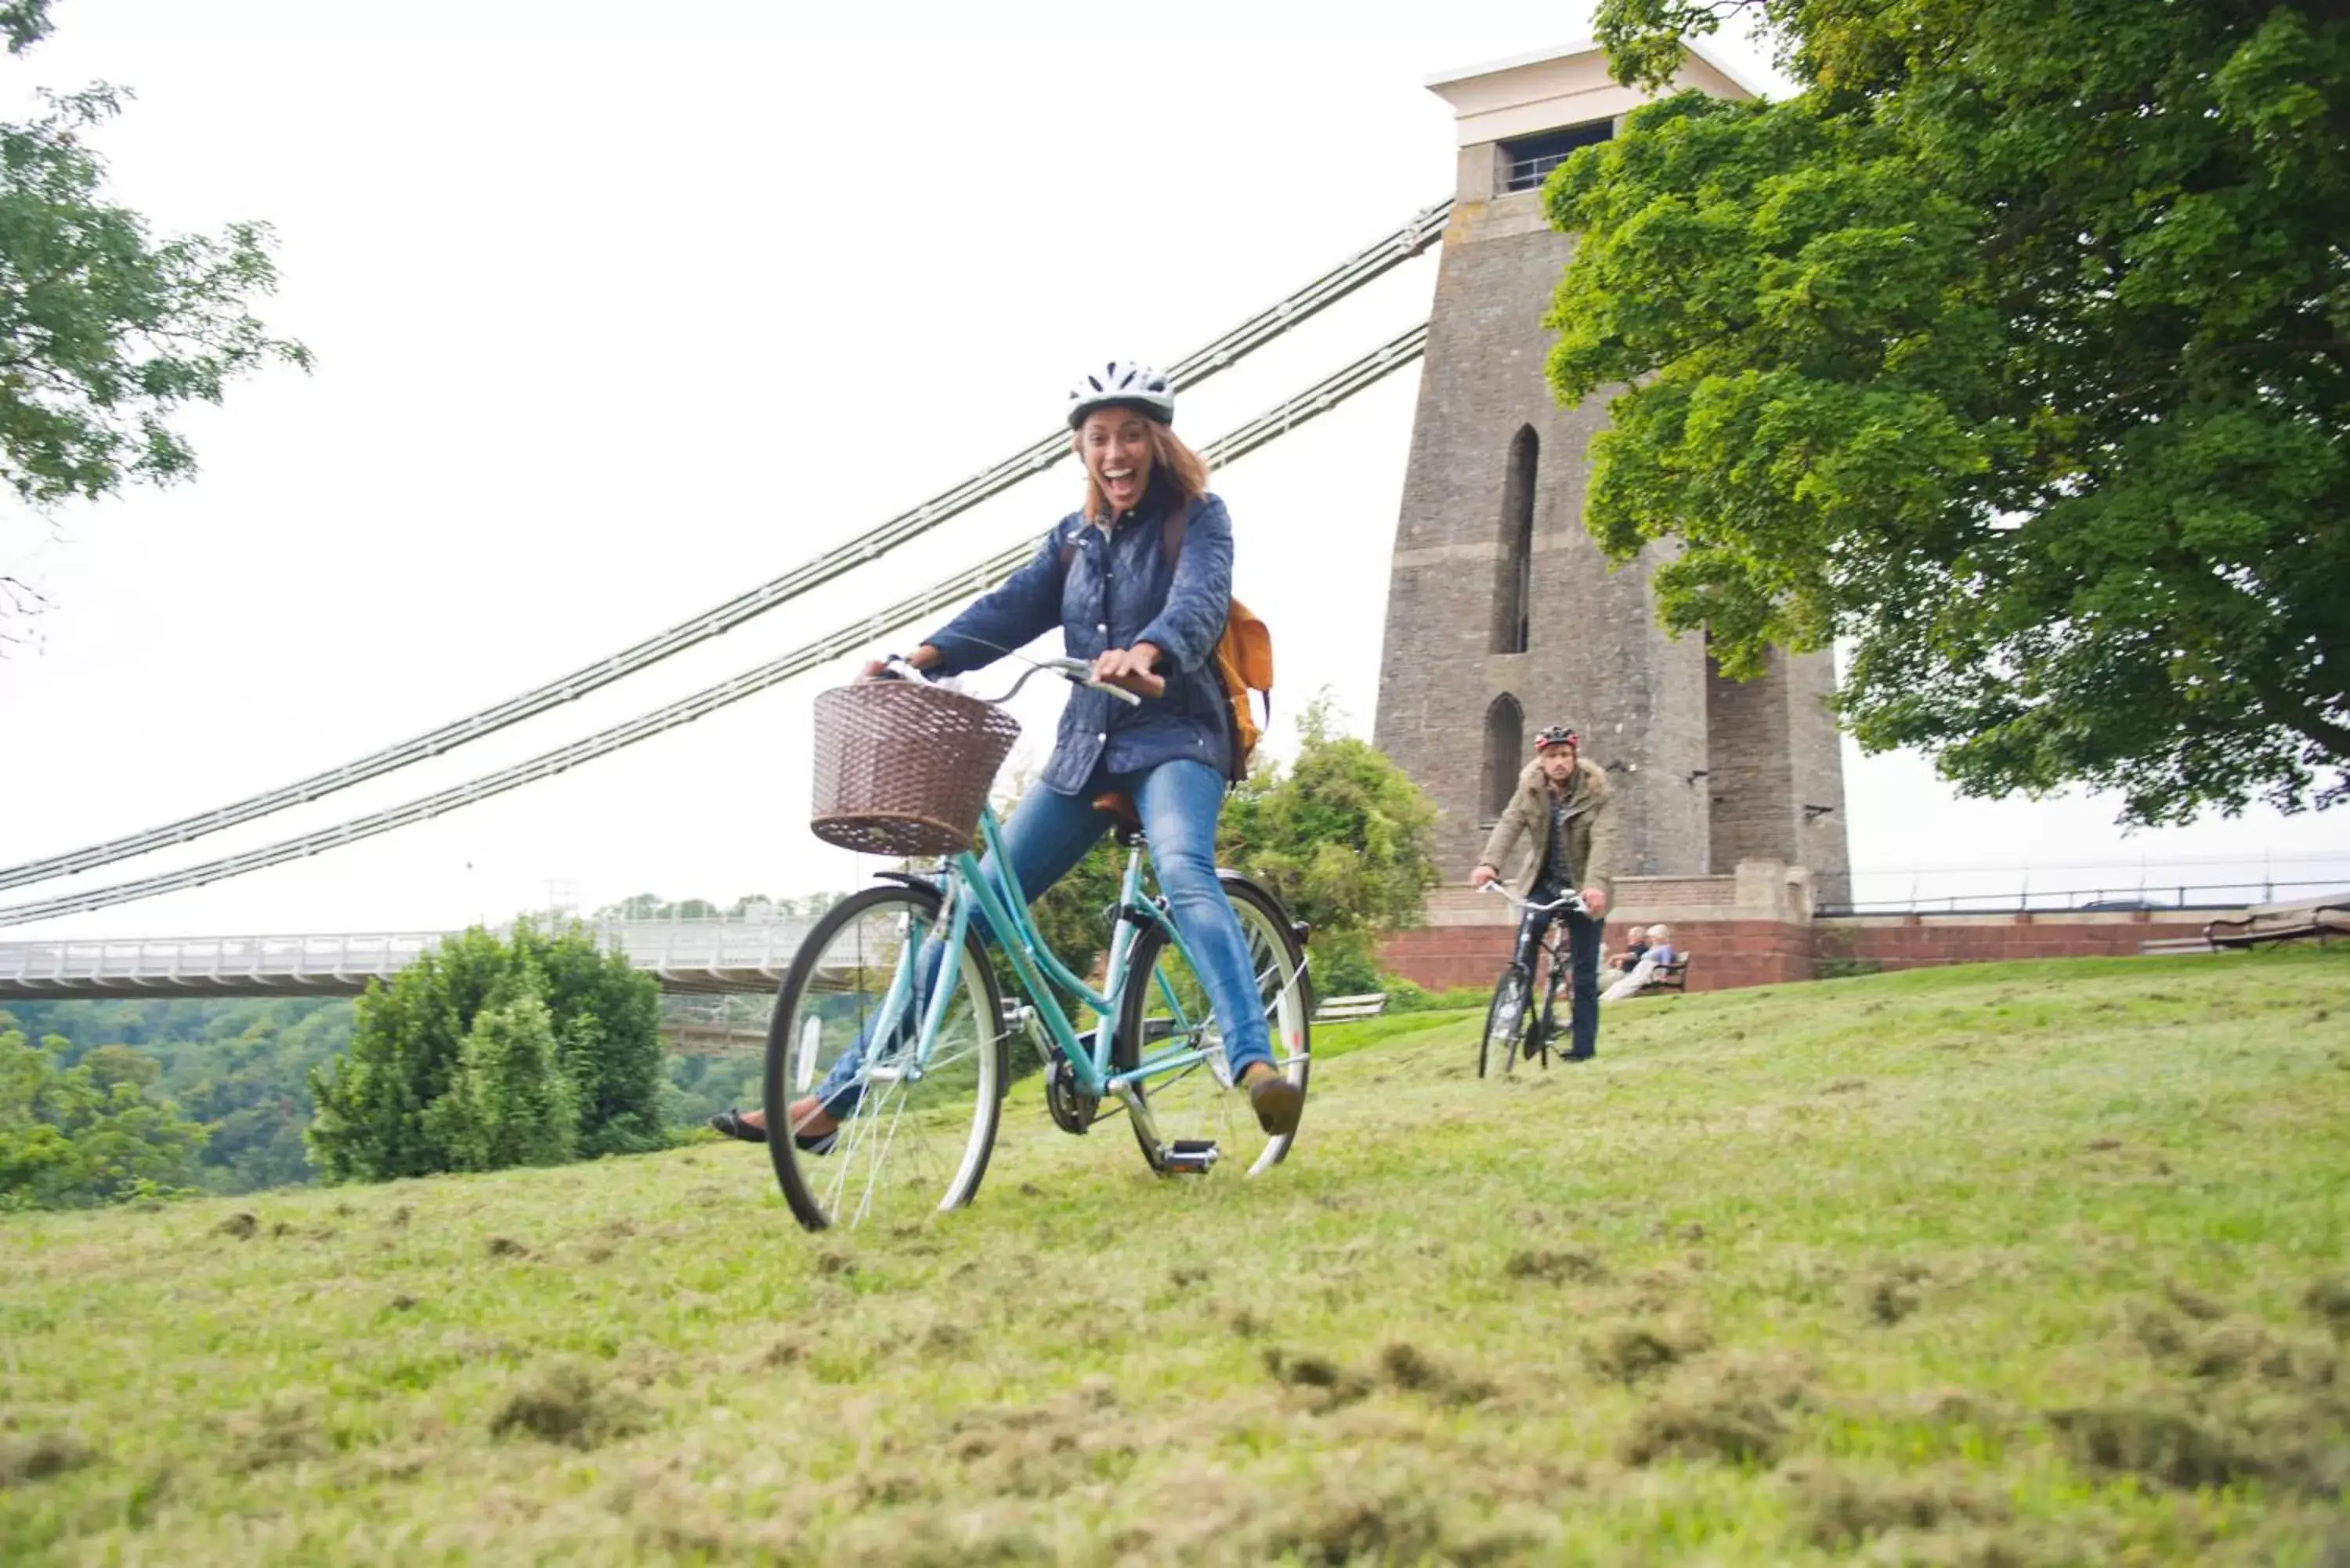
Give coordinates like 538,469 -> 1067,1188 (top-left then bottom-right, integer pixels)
809,681 -> 1023,858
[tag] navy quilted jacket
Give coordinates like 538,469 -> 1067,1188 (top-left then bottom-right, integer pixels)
922,482 -> 1231,793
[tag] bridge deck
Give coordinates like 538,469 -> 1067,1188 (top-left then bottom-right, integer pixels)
0,919 -> 814,1001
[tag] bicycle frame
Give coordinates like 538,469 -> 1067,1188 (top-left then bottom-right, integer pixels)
1528,921 -> 1573,1044
1486,882 -> 1584,1065
885,801 -> 1229,1101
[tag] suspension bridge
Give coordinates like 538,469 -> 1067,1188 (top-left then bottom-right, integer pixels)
0,197 -> 1455,991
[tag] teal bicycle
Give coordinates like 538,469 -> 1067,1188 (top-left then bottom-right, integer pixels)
764,659 -> 1313,1231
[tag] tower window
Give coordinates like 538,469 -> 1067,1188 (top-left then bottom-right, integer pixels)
1481,694 -> 1524,824
1499,121 -> 1614,193
1491,425 -> 1537,654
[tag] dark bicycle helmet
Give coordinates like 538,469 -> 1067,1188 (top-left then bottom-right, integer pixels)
1067,360 -> 1176,430
1534,724 -> 1579,750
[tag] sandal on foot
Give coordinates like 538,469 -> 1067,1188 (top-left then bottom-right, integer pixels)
711,1106 -> 838,1154
710,1107 -> 766,1143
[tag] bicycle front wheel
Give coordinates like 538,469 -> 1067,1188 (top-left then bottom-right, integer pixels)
763,884 -> 1006,1232
1114,876 -> 1310,1176
1480,966 -> 1531,1078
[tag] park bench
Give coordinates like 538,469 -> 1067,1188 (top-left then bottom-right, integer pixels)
2203,902 -> 2348,952
1642,956 -> 1691,994
1313,992 -> 1390,1024
2138,901 -> 2349,955
2136,934 -> 2222,956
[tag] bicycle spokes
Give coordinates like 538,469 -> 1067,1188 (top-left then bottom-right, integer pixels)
1115,881 -> 1309,1177
765,887 -> 1005,1231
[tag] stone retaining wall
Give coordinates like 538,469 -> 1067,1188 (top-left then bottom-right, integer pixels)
1380,861 -> 2220,995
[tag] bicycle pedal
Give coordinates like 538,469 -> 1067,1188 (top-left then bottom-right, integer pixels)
1161,1139 -> 1219,1175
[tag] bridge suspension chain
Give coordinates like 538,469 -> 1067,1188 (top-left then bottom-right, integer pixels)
0,321 -> 1430,929
0,201 -> 1452,897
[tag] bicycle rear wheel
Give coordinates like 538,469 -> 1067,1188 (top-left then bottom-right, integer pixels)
1113,876 -> 1310,1176
764,884 -> 1005,1231
1480,965 -> 1531,1078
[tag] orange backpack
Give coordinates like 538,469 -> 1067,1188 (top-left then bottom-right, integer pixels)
1062,503 -> 1273,782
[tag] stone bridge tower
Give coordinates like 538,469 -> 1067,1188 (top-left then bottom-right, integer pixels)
1373,40 -> 1849,894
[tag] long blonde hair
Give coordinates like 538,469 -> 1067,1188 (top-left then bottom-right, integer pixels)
1076,416 -> 1211,524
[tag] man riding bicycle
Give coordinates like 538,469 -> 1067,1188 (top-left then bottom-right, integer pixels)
1468,724 -> 1618,1061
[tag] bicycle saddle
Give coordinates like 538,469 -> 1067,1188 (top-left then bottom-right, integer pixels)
1091,791 -> 1145,846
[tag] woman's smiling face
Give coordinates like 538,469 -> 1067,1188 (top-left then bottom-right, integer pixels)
1079,407 -> 1155,515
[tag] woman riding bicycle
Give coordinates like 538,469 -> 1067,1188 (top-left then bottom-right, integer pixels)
717,361 -> 1303,1147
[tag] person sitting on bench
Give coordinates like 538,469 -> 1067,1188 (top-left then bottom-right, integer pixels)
1603,923 -> 1679,1003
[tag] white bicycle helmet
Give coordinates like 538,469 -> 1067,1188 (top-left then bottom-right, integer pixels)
1066,360 -> 1176,430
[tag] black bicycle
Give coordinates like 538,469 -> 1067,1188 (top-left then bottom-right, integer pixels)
1477,883 -> 1588,1077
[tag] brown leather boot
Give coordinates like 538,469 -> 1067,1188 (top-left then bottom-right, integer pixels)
1241,1062 -> 1303,1136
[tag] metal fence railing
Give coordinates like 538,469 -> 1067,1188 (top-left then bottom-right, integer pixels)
0,917 -> 815,999
1813,875 -> 2350,919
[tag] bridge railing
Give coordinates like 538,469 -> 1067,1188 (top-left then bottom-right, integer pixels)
0,918 -> 818,998
0,930 -> 450,992
588,919 -> 813,991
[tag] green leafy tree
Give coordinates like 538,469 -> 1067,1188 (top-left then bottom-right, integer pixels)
0,2 -> 309,645
10,996 -> 356,1194
1553,0 -> 2348,824
418,995 -> 579,1171
306,927 -> 508,1181
1217,695 -> 1441,991
306,922 -> 662,1181
0,1028 -> 206,1209
510,922 -> 663,1156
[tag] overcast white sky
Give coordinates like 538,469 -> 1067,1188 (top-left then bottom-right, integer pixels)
0,0 -> 2341,942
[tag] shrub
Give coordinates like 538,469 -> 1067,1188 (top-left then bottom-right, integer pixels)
307,920 -> 661,1182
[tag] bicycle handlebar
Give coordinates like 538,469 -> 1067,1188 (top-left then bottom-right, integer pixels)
1480,882 -> 1589,917
1037,656 -> 1157,705
881,655 -> 1146,707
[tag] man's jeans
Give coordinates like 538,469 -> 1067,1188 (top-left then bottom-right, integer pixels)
811,758 -> 1274,1117
1509,882 -> 1601,1059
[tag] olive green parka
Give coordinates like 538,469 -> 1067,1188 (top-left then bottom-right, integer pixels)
1476,756 -> 1620,904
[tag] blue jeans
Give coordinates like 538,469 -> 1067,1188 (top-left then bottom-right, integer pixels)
812,758 -> 1274,1116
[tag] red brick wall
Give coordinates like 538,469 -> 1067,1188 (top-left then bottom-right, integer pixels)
1379,918 -> 1813,994
1376,926 -> 1520,994
1825,914 -> 2192,970
1379,912 -> 2207,995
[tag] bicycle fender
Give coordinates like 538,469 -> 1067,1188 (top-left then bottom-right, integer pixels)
871,870 -> 942,898
1211,867 -> 1283,914
1212,866 -> 1314,959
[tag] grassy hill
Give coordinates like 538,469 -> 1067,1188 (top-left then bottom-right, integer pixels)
5,952 -> 2347,1565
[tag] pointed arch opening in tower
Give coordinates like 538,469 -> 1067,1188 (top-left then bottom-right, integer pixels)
1480,693 -> 1524,824
1491,425 -> 1538,653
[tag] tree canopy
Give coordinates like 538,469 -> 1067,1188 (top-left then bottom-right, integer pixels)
4,996 -> 354,1194
1218,697 -> 1441,992
1553,0 -> 2348,824
2,1027 -> 208,1209
0,0 -> 307,644
306,922 -> 663,1183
